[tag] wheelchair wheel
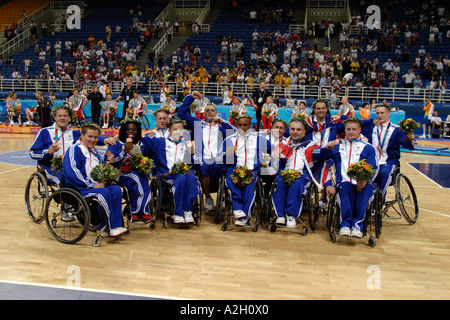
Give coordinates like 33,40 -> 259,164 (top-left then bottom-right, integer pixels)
193,178 -> 203,227
25,171 -> 49,223
266,182 -> 277,232
140,115 -> 151,130
306,183 -> 320,231
326,194 -> 341,243
395,173 -> 419,224
44,188 -> 91,244
149,175 -> 162,226
251,177 -> 264,232
120,185 -> 133,231
215,176 -> 225,224
220,187 -> 233,231
111,114 -> 120,129
363,189 -> 383,247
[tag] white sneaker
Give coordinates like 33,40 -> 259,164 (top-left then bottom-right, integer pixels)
427,134 -> 431,139
184,211 -> 194,223
419,134 -> 426,139
110,227 -> 127,237
286,216 -> 297,228
339,227 -> 351,237
233,210 -> 246,219
234,218 -> 247,226
172,215 -> 185,224
205,197 -> 214,211
350,227 -> 363,238
275,216 -> 286,225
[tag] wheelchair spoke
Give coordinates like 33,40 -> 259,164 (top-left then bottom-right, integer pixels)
45,189 -> 90,244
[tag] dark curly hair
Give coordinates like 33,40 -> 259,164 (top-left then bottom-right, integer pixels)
118,119 -> 142,144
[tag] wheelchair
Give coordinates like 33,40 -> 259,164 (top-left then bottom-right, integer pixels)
100,112 -> 120,129
215,174 -> 264,232
43,179 -> 132,247
265,179 -> 320,236
7,110 -> 23,126
326,186 -> 383,247
381,166 -> 419,224
24,169 -> 59,223
149,173 -> 203,228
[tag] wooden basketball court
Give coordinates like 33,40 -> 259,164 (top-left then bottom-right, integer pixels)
0,133 -> 449,300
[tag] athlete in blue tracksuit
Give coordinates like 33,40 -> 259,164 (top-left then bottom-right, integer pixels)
178,91 -> 236,210
271,118 -> 320,228
62,122 -> 127,238
29,105 -> 114,185
305,99 -> 345,199
220,115 -> 271,226
313,118 -> 379,238
105,119 -> 151,222
140,120 -> 199,224
360,104 -> 417,200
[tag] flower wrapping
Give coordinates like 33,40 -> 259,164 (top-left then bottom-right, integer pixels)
14,106 -> 21,115
231,166 -> 253,187
109,106 -> 117,114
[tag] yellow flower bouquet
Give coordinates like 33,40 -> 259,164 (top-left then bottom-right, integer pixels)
347,159 -> 375,192
109,105 -> 117,114
231,166 -> 253,187
398,118 -> 420,134
281,169 -> 301,186
130,154 -> 154,175
171,161 -> 191,175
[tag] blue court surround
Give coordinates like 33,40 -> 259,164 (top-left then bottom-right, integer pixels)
0,281 -> 162,300
0,149 -> 106,167
409,162 -> 450,188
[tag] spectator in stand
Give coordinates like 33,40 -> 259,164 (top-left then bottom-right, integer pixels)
249,81 -> 272,131
115,78 -> 135,121
84,86 -> 104,125
420,99 -> 434,139
430,111 -> 442,137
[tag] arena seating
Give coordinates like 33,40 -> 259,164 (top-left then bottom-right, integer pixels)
350,1 -> 450,87
0,0 -> 165,80
166,0 -> 295,75
0,0 -> 52,28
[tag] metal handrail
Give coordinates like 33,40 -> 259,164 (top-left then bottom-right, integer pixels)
0,78 -> 447,103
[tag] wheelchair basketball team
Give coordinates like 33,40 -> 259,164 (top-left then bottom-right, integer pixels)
27,86 -> 418,244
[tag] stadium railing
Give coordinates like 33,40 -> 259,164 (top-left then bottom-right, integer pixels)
0,78 -> 448,103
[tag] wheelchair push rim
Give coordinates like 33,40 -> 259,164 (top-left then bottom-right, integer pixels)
25,171 -> 49,223
395,173 -> 419,224
44,188 -> 91,244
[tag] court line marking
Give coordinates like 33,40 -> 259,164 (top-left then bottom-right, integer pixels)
419,207 -> 450,218
0,279 -> 187,300
405,162 -> 444,188
0,166 -> 30,175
